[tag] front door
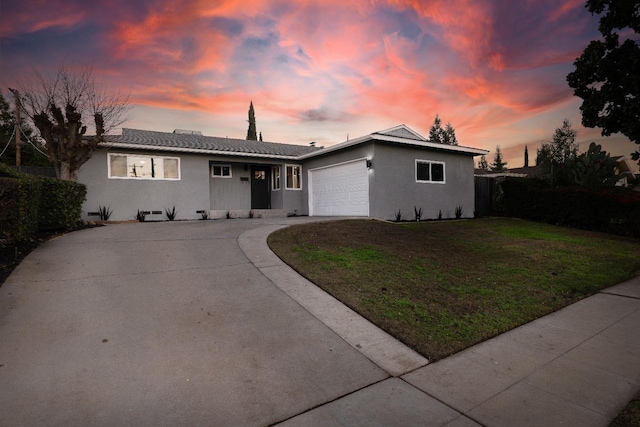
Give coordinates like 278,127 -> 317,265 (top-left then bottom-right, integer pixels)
251,166 -> 270,209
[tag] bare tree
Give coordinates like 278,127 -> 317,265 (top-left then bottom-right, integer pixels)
15,66 -> 129,181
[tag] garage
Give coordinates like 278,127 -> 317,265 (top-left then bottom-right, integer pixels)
309,159 -> 370,216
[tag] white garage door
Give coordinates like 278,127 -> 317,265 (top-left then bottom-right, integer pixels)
309,159 -> 369,216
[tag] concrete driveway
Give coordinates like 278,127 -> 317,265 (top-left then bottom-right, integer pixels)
0,218 -> 429,426
3,218 -> 639,426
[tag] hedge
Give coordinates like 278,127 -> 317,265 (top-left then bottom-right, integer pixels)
37,177 -> 87,230
0,163 -> 87,241
501,177 -> 640,237
0,176 -> 41,242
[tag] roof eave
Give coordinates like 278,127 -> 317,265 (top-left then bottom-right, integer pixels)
299,134 -> 489,159
100,142 -> 303,160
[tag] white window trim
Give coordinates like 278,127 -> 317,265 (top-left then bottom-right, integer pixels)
107,153 -> 181,180
211,164 -> 233,178
272,166 -> 281,191
285,164 -> 302,190
415,159 -> 446,184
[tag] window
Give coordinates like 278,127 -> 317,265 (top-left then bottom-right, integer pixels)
416,160 -> 445,183
108,153 -> 180,180
212,164 -> 232,178
272,166 -> 281,190
286,164 -> 301,190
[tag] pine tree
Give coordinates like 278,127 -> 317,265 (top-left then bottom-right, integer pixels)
429,115 -> 458,145
491,146 -> 507,171
246,101 -> 257,141
429,115 -> 444,144
443,122 -> 458,145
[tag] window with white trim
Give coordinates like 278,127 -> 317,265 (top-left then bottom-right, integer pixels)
416,160 -> 445,183
211,164 -> 232,178
272,166 -> 281,190
286,164 -> 302,190
108,153 -> 180,180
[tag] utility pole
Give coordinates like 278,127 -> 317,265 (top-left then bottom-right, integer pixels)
9,89 -> 21,167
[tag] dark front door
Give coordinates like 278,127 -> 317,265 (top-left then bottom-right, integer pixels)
251,166 -> 270,209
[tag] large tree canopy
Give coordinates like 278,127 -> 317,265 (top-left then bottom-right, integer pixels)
566,0 -> 640,163
17,66 -> 129,181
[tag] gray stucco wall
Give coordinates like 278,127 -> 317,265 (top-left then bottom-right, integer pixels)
78,149 -> 211,221
209,163 -> 251,210
369,143 -> 476,220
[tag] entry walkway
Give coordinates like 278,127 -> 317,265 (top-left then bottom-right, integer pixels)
0,218 -> 638,426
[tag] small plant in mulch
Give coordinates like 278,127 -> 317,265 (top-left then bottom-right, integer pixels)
226,210 -> 231,219
455,205 -> 464,219
394,209 -> 402,222
414,206 -> 423,222
97,205 -> 113,221
249,210 -> 254,218
165,206 -> 177,221
200,210 -> 209,220
135,210 -> 147,222
438,210 -> 443,220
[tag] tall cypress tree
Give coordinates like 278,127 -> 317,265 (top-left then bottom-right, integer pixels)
246,101 -> 257,140
524,145 -> 529,167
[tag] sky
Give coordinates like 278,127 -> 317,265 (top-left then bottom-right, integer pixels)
0,0 -> 637,169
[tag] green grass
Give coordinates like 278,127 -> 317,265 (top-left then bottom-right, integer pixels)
268,218 -> 640,361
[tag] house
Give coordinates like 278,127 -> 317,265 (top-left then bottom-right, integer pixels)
474,165 -> 542,179
77,125 -> 488,221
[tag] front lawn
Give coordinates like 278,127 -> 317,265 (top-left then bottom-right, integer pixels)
268,218 -> 640,361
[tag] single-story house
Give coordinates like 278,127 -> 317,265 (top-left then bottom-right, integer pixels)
77,125 -> 488,221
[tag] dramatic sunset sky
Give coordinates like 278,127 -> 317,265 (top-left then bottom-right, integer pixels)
1,0 -> 637,168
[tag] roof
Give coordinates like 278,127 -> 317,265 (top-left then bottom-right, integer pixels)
474,165 -> 542,178
102,128 -> 320,159
299,125 -> 488,159
100,124 -> 488,160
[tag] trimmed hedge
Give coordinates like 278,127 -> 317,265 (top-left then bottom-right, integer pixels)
501,177 -> 640,237
0,176 -> 41,242
0,163 -> 87,241
37,177 -> 87,230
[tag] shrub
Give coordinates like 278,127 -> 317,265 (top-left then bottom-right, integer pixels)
394,209 -> 402,222
135,210 -> 147,222
414,206 -> 423,222
98,205 -> 113,221
0,176 -> 41,242
455,205 -> 464,219
165,206 -> 177,221
37,177 -> 86,230
500,177 -> 549,219
501,177 -> 640,237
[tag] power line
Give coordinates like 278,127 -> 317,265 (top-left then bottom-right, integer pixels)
20,127 -> 49,158
0,126 -> 16,158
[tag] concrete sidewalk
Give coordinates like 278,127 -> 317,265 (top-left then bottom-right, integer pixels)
242,222 -> 640,427
0,218 -> 638,426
